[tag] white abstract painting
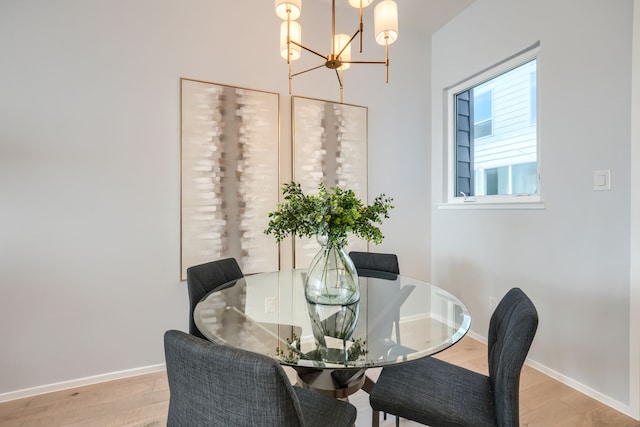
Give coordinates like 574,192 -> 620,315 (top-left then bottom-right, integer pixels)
292,96 -> 368,268
181,78 -> 279,280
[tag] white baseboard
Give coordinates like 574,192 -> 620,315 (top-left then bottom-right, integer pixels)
0,363 -> 166,404
466,331 -> 637,420
1,336 -> 638,422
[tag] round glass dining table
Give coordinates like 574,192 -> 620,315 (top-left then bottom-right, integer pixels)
194,269 -> 471,398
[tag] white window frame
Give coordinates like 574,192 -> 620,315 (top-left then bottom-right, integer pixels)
442,42 -> 543,209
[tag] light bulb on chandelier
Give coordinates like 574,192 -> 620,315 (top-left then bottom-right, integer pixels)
275,0 -> 398,103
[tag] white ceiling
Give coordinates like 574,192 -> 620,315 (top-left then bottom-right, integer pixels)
397,0 -> 476,34
325,0 -> 476,35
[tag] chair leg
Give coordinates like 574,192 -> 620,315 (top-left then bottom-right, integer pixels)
395,415 -> 400,427
372,409 -> 380,427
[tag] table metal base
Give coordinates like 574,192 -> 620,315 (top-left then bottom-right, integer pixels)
293,367 -> 364,398
294,367 -> 377,399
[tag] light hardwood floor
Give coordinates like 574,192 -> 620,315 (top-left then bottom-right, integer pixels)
1,336 -> 638,426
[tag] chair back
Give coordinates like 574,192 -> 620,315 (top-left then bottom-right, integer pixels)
488,288 -> 538,427
164,330 -> 306,427
348,251 -> 399,278
187,258 -> 244,339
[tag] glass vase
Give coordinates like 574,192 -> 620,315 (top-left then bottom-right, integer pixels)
305,236 -> 360,305
306,299 -> 361,363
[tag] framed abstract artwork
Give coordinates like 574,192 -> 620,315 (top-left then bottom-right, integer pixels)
180,78 -> 280,280
292,96 -> 369,268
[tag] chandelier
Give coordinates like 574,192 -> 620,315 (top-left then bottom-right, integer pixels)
275,0 -> 399,103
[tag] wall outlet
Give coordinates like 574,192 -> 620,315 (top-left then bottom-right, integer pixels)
489,296 -> 499,313
264,297 -> 276,313
593,169 -> 611,191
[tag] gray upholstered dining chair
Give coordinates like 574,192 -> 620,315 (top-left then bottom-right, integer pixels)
349,250 -> 401,424
349,251 -> 403,347
349,251 -> 400,279
186,258 -> 244,340
369,287 -> 538,427
164,329 -> 358,427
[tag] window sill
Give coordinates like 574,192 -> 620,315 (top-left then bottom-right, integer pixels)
436,201 -> 545,210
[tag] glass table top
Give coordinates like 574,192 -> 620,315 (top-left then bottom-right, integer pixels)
194,269 -> 471,370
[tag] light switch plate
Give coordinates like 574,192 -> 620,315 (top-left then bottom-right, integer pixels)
593,170 -> 611,191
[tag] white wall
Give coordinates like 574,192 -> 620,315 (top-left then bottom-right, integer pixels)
630,0 -> 640,418
431,0 -> 635,415
0,0 -> 430,397
3,0 -> 636,418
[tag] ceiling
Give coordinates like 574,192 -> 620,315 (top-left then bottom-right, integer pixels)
316,0 -> 475,35
397,0 -> 476,35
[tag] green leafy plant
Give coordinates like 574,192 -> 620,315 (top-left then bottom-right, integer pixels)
264,181 -> 394,247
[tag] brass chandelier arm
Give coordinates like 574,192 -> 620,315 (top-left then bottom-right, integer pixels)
290,28 -> 362,65
385,40 -> 389,82
336,30 -> 361,59
290,40 -> 327,61
288,57 -> 293,94
358,9 -> 364,53
335,69 -> 344,104
341,60 -> 388,83
344,38 -> 389,84
291,63 -> 326,77
343,37 -> 391,83
343,60 -> 386,64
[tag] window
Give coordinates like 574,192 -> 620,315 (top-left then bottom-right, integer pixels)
530,72 -> 537,124
446,44 -> 539,204
473,90 -> 493,138
477,162 -> 537,196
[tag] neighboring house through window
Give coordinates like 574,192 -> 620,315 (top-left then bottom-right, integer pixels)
474,90 -> 493,138
447,43 -> 540,203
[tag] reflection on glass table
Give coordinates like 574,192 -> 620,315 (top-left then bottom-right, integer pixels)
193,269 -> 471,398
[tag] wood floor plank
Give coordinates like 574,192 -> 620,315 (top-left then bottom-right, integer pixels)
0,336 -> 637,426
